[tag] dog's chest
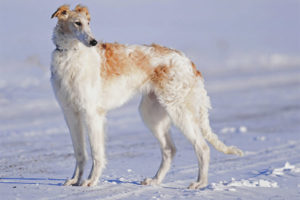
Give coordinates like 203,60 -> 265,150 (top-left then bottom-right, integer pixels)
51,48 -> 100,108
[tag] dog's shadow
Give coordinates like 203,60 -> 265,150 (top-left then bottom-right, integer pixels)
105,179 -> 140,186
0,177 -> 64,186
0,177 -> 183,189
0,177 -> 142,187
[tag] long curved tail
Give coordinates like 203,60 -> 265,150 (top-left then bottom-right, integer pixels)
199,98 -> 244,156
202,125 -> 244,156
190,77 -> 244,156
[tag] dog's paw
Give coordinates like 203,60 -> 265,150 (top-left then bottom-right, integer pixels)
188,181 -> 208,189
63,178 -> 80,186
81,179 -> 98,187
229,146 -> 244,156
141,178 -> 159,186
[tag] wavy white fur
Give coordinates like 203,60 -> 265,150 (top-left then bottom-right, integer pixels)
50,5 -> 243,189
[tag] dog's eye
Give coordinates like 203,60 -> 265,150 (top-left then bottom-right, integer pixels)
75,22 -> 82,26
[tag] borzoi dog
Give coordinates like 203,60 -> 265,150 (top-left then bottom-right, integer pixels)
50,5 -> 243,189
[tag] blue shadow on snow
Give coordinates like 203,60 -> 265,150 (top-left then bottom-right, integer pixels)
0,177 -> 65,186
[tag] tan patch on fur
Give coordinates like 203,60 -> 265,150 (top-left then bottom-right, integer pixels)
100,43 -> 128,77
151,64 -> 170,88
74,5 -> 91,22
100,43 -> 152,79
191,61 -> 202,77
51,5 -> 70,19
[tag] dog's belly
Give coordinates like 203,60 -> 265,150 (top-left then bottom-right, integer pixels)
99,74 -> 149,110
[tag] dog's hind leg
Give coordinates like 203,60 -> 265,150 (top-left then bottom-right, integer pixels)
139,93 -> 176,186
81,109 -> 106,187
62,108 -> 87,186
166,104 -> 210,189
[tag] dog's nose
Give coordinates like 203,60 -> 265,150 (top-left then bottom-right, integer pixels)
89,39 -> 98,46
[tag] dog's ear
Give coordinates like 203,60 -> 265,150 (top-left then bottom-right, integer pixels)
74,4 -> 91,22
51,5 -> 70,19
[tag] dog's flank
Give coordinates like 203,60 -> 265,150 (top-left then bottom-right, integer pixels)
51,4 -> 243,189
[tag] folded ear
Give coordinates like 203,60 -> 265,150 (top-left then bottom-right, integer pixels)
74,4 -> 91,22
51,5 -> 70,19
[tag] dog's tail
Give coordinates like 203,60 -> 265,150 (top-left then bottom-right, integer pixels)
202,125 -> 244,156
198,94 -> 244,156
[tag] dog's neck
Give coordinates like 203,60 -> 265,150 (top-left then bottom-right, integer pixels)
55,44 -> 78,52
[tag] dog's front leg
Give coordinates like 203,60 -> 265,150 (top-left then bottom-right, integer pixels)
81,110 -> 106,187
62,108 -> 87,186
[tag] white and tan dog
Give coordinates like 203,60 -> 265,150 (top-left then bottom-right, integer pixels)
50,5 -> 243,189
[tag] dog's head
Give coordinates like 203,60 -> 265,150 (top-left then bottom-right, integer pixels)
51,5 -> 97,47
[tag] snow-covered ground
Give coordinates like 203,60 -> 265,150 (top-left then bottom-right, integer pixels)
0,0 -> 299,199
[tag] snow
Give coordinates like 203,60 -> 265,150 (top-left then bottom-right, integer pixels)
209,178 -> 279,191
220,126 -> 248,134
0,0 -> 300,199
271,162 -> 300,176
